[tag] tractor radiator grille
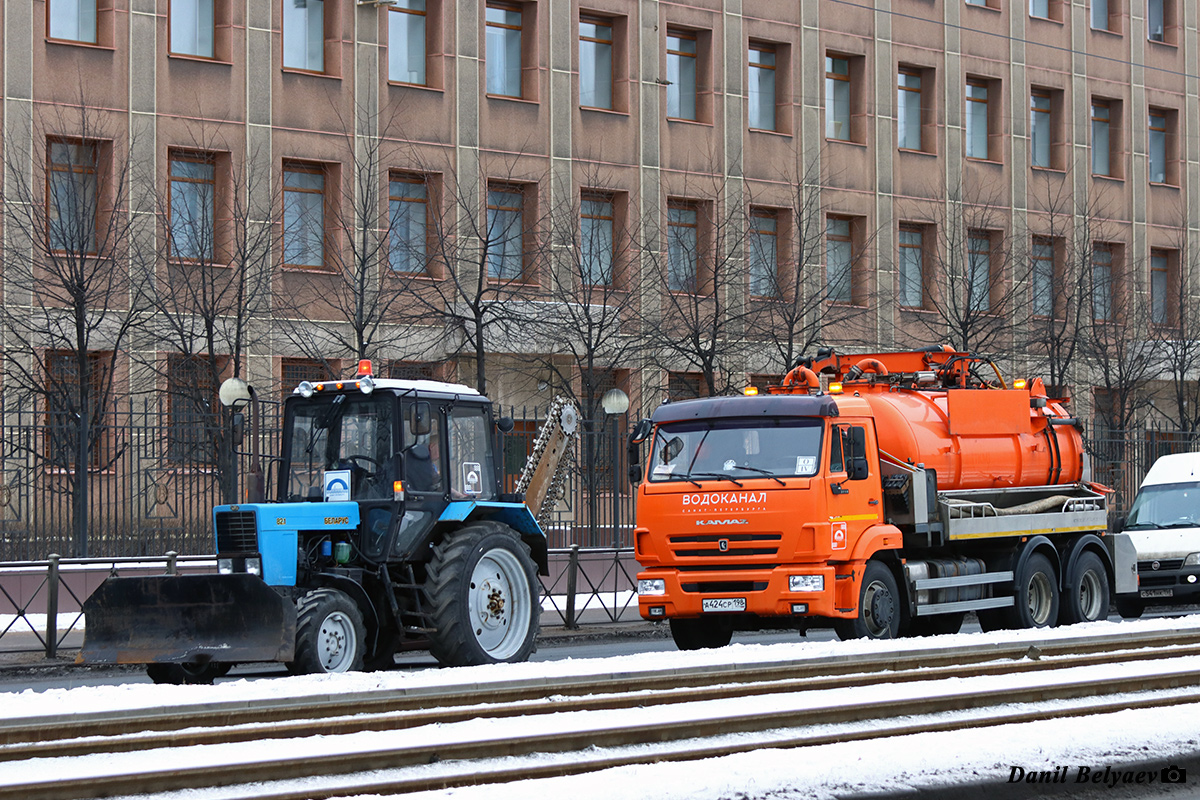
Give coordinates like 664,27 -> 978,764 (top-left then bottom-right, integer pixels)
215,510 -> 259,553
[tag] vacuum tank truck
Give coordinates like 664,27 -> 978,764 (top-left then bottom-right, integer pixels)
630,348 -> 1137,648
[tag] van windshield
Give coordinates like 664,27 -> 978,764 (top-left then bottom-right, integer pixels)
1124,481 -> 1200,529
648,418 -> 823,483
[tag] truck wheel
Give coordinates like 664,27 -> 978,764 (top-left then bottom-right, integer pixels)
1061,551 -> 1110,625
288,588 -> 366,674
669,617 -> 734,650
1115,597 -> 1145,619
426,521 -> 540,667
835,562 -> 901,640
906,612 -> 965,637
145,661 -> 230,685
1014,553 -> 1059,629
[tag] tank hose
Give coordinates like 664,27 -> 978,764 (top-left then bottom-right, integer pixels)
782,365 -> 820,390
845,358 -> 890,381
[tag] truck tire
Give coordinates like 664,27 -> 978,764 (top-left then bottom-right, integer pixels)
906,612 -> 965,637
1014,553 -> 1059,629
426,521 -> 540,667
835,561 -> 901,640
288,588 -> 366,674
145,661 -> 231,685
1061,551 -> 1110,625
669,617 -> 734,650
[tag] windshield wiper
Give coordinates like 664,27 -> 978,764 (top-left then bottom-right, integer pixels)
726,465 -> 786,485
685,472 -> 745,487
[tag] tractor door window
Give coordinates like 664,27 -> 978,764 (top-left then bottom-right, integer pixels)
448,407 -> 496,500
402,400 -> 445,494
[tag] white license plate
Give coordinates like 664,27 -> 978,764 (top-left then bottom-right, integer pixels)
1141,588 -> 1174,598
702,597 -> 746,613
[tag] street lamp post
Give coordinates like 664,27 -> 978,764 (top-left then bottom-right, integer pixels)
601,388 -> 630,550
219,377 -> 263,503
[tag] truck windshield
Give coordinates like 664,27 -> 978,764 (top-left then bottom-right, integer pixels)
284,395 -> 395,501
1124,481 -> 1200,529
648,418 -> 823,482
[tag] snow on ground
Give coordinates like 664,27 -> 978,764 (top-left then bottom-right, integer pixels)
4,616 -> 1200,799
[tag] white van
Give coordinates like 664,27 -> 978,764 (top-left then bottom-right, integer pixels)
1117,452 -> 1200,617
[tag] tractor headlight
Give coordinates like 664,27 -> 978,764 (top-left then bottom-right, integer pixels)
789,574 -> 824,593
296,381 -> 315,398
246,557 -> 262,576
638,579 -> 666,596
218,558 -> 234,574
1184,553 -> 1200,567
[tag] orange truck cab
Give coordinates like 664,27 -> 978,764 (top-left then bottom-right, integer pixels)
631,348 -> 1138,650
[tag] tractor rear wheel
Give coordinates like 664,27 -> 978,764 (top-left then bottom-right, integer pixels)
426,521 -> 540,667
287,588 -> 366,675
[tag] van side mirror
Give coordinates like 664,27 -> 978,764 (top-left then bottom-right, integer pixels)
1112,514 -> 1126,533
849,426 -> 869,481
410,402 -> 432,437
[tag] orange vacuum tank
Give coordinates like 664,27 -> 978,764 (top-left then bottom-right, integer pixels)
857,386 -> 1084,490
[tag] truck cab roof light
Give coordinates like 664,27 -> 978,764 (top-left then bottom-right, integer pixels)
828,382 -> 843,394
743,386 -> 759,396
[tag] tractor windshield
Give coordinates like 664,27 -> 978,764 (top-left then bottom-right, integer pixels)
284,394 -> 396,501
648,417 -> 823,483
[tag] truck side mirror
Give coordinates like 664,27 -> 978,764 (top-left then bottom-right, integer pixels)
230,412 -> 245,447
849,426 -> 869,481
410,402 -> 432,437
627,419 -> 654,487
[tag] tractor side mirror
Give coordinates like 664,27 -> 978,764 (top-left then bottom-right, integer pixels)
848,426 -> 869,481
410,402 -> 432,437
497,416 -> 515,434
230,412 -> 245,447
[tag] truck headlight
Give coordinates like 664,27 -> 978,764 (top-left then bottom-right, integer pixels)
789,574 -> 824,593
218,558 -> 233,574
638,579 -> 666,596
1185,553 -> 1200,567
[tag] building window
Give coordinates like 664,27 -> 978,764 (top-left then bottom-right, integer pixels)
581,193 -> 615,286
826,216 -> 853,303
389,174 -> 428,273
897,69 -> 923,151
668,371 -> 703,400
283,0 -> 324,72
281,357 -> 331,398
898,225 -> 924,308
967,232 -> 991,312
748,43 -> 776,131
1150,250 -> 1171,325
1030,0 -> 1048,16
965,79 -> 991,160
1091,243 -> 1113,321
45,351 -> 109,470
1149,109 -> 1172,184
580,16 -> 613,110
1030,90 -> 1052,168
282,163 -> 326,269
167,355 -> 219,465
1092,101 -> 1111,176
168,152 -> 216,262
1091,0 -> 1113,30
170,0 -> 214,56
1147,0 -> 1165,42
666,30 -> 697,121
748,209 -> 778,297
48,0 -> 96,42
47,140 -> 99,254
389,0 -> 426,85
1031,237 -> 1055,317
825,56 -> 850,141
387,360 -> 437,380
667,202 -> 699,293
486,186 -> 524,280
486,3 -> 522,97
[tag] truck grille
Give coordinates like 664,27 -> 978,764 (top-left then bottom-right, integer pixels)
680,581 -> 769,593
215,510 -> 259,553
669,533 -> 781,558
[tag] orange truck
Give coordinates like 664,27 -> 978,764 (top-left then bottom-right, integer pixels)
630,348 -> 1138,648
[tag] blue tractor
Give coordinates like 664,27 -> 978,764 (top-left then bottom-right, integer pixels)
81,364 -> 576,683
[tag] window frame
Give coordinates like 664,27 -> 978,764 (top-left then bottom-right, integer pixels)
666,28 -> 699,121
166,354 -> 222,466
485,2 -> 524,98
898,224 -> 926,309
666,200 -> 700,294
1031,236 -> 1057,318
579,14 -> 614,110
485,183 -> 527,281
748,42 -> 777,132
281,0 -> 329,74
388,172 -> 430,275
44,349 -> 110,471
967,230 -> 993,312
1030,89 -> 1053,169
47,0 -> 100,44
1149,249 -> 1175,326
1148,107 -> 1175,185
47,138 -> 101,256
580,191 -> 616,287
281,161 -> 329,270
825,215 -> 855,304
168,150 -> 218,263
748,207 -> 779,298
1091,242 -> 1115,322
169,0 -> 216,58
965,78 -> 994,161
897,67 -> 925,151
1091,100 -> 1112,177
388,0 -> 428,86
825,55 -> 852,142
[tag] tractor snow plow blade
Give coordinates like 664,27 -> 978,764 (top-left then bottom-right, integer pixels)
80,574 -> 296,665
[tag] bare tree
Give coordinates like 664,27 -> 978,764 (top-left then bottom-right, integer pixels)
0,98 -> 152,556
1150,215 -> 1200,432
140,132 -> 277,503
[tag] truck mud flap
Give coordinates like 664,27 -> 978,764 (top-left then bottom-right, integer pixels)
80,574 -> 296,665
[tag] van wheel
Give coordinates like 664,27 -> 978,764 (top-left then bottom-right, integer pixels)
835,562 -> 901,640
1061,551 -> 1110,624
1115,597 -> 1145,619
426,522 -> 540,666
670,617 -> 734,650
288,588 -> 366,674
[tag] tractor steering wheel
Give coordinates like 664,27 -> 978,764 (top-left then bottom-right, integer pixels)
344,455 -> 381,477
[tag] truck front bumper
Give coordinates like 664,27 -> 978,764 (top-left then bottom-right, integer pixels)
636,565 -> 853,620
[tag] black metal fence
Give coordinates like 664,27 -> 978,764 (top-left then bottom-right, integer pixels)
1087,428 -> 1200,516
